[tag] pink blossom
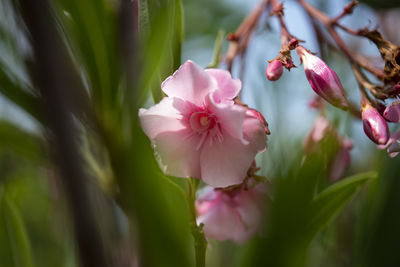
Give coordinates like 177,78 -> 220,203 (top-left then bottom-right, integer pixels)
296,46 -> 348,110
195,180 -> 268,244
303,116 -> 331,153
139,61 -> 267,187
329,138 -> 353,181
304,116 -> 353,180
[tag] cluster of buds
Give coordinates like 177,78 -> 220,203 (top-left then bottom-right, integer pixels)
361,100 -> 400,156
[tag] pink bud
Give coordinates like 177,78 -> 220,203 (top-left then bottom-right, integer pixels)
296,46 -> 348,110
362,104 -> 389,145
383,101 -> 400,122
265,60 -> 283,81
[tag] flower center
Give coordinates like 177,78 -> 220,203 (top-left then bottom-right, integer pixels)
190,111 -> 216,134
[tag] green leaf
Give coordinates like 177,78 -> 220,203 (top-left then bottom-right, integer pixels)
139,0 -> 184,104
0,191 -> 35,267
307,171 -> 378,238
0,68 -> 42,124
0,120 -> 45,163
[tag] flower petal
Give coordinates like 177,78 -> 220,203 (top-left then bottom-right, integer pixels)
205,68 -> 241,101
197,195 -> 243,242
152,129 -> 201,178
200,124 -> 265,187
139,97 -> 186,139
234,189 -> 265,244
205,94 -> 247,142
161,60 -> 216,106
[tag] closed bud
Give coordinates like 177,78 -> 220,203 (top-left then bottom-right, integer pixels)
383,101 -> 400,122
265,60 -> 283,81
296,46 -> 348,110
362,104 -> 389,145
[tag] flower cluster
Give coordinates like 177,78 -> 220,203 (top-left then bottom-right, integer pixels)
139,60 -> 269,243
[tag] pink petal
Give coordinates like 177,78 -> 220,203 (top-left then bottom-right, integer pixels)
139,97 -> 186,139
197,194 -> 243,242
234,190 -> 265,243
205,94 -> 247,142
200,124 -> 266,187
161,61 -> 216,106
242,115 -> 268,153
152,129 -> 201,178
205,69 -> 241,102
329,146 -> 351,181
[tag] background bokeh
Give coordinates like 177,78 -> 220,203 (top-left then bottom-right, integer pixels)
0,0 -> 400,266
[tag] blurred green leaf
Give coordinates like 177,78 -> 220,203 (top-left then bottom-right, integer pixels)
0,190 -> 34,267
307,171 -> 378,238
55,0 -> 120,114
0,68 -> 42,124
139,0 -> 183,104
0,120 -> 45,163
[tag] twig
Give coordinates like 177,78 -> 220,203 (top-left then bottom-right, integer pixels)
296,0 -> 385,80
225,0 -> 269,72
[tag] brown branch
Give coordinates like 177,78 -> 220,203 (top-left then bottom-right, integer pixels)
226,0 -> 269,72
296,0 -> 385,80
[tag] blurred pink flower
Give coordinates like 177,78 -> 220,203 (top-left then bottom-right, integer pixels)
195,180 -> 268,244
303,116 -> 331,154
329,138 -> 353,181
296,46 -> 348,110
304,116 -> 353,181
139,61 -> 267,187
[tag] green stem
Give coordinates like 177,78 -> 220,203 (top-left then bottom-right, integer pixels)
207,30 -> 225,68
187,178 -> 207,267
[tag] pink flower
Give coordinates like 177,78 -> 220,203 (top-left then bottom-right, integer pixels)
303,116 -> 331,153
296,46 -> 348,110
195,180 -> 268,244
329,138 -> 353,181
304,116 -> 353,181
362,104 -> 389,145
265,60 -> 283,81
139,61 -> 267,187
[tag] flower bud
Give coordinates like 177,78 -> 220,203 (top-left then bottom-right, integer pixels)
383,101 -> 400,122
265,60 -> 283,81
296,46 -> 348,110
362,104 -> 389,145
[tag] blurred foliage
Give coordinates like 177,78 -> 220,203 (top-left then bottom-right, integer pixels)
0,0 -> 399,267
